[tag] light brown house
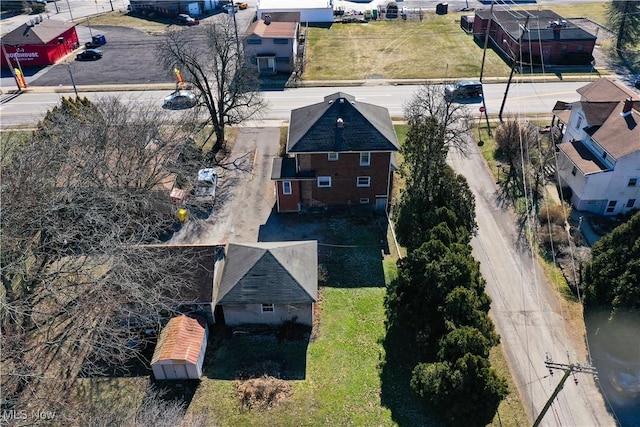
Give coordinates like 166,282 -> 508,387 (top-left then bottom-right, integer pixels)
243,17 -> 299,74
271,92 -> 399,213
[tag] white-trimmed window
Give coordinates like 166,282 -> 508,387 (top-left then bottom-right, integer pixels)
317,176 -> 331,188
575,115 -> 583,130
628,178 -> 638,187
360,152 -> 371,166
282,181 -> 292,195
626,199 -> 636,208
357,176 -> 371,187
606,200 -> 617,213
328,152 -> 339,161
360,198 -> 370,204
262,304 -> 274,313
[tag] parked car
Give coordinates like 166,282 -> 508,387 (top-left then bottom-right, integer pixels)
191,168 -> 218,205
235,2 -> 248,9
76,49 -> 103,61
444,80 -> 483,100
163,90 -> 197,109
177,13 -> 199,25
170,168 -> 218,208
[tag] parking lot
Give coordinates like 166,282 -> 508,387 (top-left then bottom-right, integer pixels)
26,7 -> 257,87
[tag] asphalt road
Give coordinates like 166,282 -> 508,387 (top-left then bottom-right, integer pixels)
448,147 -> 616,426
0,82 -> 590,127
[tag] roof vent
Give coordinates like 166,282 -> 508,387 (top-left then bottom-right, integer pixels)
264,14 -> 271,25
337,118 -> 344,128
339,98 -> 344,103
621,98 -> 634,117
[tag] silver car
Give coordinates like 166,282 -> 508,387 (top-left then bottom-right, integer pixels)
163,90 -> 197,109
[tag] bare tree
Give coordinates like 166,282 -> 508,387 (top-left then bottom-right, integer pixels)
494,120 -> 555,217
1,97 -> 207,415
156,19 -> 267,153
403,83 -> 473,154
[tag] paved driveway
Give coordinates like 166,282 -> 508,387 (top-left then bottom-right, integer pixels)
171,125 -> 281,245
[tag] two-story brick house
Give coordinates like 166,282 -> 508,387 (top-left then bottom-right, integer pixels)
243,17 -> 299,74
552,78 -> 640,215
271,92 -> 400,213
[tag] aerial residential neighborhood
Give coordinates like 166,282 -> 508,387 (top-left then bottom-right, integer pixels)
1,0 -> 639,426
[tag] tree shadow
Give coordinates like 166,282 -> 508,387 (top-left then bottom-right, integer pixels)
379,323 -> 440,426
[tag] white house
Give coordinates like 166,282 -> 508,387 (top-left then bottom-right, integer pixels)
257,0 -> 334,23
151,315 -> 209,380
552,78 -> 640,215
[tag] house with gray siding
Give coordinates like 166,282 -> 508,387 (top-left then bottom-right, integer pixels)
215,241 -> 317,326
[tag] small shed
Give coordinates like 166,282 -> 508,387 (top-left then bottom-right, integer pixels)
461,15 -> 474,33
151,315 -> 208,380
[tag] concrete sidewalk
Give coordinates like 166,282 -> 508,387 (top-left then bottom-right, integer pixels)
1,73 -> 605,96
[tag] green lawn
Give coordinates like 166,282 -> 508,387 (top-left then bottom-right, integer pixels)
304,15 -> 512,80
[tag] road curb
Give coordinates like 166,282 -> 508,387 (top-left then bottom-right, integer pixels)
3,74 -> 604,95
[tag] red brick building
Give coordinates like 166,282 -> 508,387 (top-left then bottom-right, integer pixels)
271,92 -> 399,213
1,19 -> 78,69
473,9 -> 596,68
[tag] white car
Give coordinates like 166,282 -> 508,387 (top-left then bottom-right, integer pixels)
163,90 -> 197,109
192,168 -> 218,204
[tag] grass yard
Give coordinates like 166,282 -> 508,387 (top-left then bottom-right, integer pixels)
546,2 -> 608,23
183,216 -> 434,426
304,15 -> 512,80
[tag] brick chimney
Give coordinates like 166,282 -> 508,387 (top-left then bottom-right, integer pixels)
621,98 -> 634,117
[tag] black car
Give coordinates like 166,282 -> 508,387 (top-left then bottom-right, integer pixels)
444,80 -> 483,101
76,49 -> 103,61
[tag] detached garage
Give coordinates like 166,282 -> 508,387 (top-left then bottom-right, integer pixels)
151,315 -> 208,380
1,18 -> 78,69
257,0 -> 334,23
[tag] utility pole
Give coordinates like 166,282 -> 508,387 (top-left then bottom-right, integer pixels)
499,15 -> 529,123
478,0 -> 494,136
533,356 -> 598,427
67,65 -> 79,98
65,0 -> 74,21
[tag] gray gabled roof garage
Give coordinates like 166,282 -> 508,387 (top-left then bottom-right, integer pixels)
217,241 -> 317,305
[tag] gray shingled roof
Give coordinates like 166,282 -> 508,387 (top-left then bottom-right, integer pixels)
287,92 -> 399,153
217,241 -> 317,305
1,20 -> 76,45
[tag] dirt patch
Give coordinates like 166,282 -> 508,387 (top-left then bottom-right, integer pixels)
234,375 -> 292,410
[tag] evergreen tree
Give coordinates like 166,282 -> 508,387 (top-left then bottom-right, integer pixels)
607,1 -> 640,52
